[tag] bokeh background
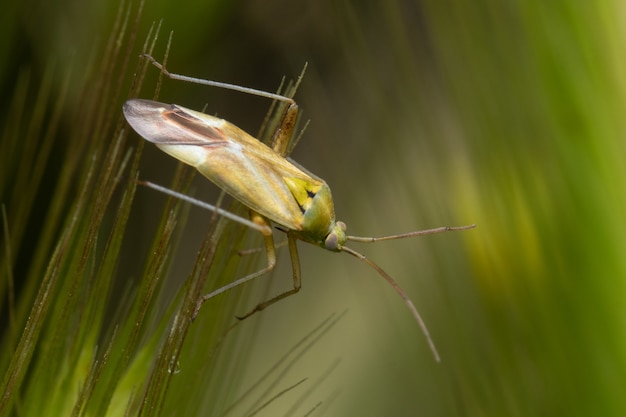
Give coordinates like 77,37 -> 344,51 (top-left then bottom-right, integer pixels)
2,0 -> 626,416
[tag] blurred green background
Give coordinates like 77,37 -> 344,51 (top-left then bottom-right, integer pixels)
2,0 -> 626,416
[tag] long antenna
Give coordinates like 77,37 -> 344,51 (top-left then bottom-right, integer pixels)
347,224 -> 476,243
340,245 -> 441,362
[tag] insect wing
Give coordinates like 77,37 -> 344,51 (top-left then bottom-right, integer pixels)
123,99 -> 320,231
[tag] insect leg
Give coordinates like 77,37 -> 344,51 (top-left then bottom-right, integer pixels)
142,54 -> 296,105
270,103 -> 299,157
139,180 -> 271,234
192,212 -> 277,320
235,232 -> 302,320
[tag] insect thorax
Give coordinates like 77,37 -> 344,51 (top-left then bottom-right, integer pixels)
284,178 -> 340,245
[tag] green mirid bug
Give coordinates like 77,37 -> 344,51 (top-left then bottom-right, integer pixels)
123,55 -> 475,362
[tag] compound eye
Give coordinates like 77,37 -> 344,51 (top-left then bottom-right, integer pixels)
325,231 -> 339,251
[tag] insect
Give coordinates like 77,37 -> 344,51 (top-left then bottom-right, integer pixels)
123,55 -> 475,362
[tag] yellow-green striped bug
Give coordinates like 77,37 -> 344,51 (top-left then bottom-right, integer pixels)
123,55 -> 475,362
